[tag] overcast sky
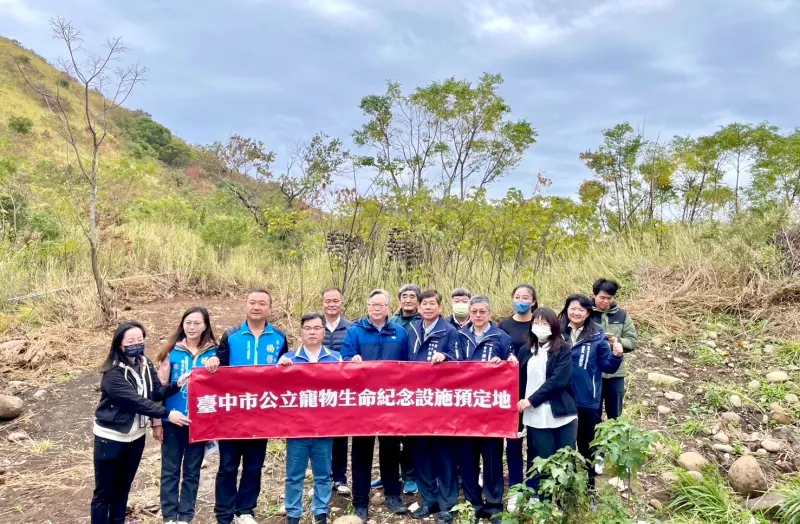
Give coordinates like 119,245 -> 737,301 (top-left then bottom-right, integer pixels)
1,0 -> 798,196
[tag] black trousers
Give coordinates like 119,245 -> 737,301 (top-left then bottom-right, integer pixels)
599,377 -> 625,420
400,436 -> 415,481
351,436 -> 402,509
161,422 -> 205,522
332,437 -> 349,484
525,420 -> 578,494
91,435 -> 146,524
576,408 -> 600,490
458,437 -> 504,518
214,439 -> 268,524
409,436 -> 458,511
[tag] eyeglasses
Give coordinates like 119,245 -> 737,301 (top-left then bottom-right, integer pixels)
183,321 -> 204,327
302,326 -> 325,332
368,303 -> 389,309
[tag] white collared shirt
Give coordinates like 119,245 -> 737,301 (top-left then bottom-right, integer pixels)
522,343 -> 577,429
326,316 -> 341,333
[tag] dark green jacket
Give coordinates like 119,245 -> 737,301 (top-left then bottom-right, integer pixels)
591,302 -> 637,379
389,310 -> 422,329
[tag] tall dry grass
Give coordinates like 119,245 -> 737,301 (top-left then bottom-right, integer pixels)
0,217 -> 794,338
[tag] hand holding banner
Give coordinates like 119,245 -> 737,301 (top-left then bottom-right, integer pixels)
188,361 -> 519,442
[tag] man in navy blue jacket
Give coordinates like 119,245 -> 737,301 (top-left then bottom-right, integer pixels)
341,289 -> 410,522
406,290 -> 459,524
456,296 -> 514,524
321,287 -> 355,497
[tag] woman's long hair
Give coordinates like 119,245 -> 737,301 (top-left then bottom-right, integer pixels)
156,306 -> 217,363
526,308 -> 564,356
101,321 -> 147,371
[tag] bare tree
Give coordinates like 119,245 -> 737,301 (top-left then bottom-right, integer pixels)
12,17 -> 146,320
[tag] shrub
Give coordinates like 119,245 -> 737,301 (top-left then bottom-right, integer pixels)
8,116 -> 34,134
591,417 -> 659,493
200,214 -> 250,256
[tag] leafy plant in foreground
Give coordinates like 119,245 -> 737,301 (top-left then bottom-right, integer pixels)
591,417 -> 660,494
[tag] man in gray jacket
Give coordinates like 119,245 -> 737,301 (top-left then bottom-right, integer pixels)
322,287 -> 354,496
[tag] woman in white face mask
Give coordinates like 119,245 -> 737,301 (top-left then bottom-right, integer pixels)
514,308 -> 578,498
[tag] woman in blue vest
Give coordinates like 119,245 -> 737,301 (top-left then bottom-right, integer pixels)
153,306 -> 218,524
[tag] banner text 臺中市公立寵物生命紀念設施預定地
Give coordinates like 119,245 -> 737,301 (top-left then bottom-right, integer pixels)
187,361 -> 519,442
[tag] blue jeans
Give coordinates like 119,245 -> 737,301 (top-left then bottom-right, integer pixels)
160,423 -> 204,522
286,438 -> 334,518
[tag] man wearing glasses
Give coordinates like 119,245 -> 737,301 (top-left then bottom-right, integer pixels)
341,289 -> 410,523
278,313 -> 343,524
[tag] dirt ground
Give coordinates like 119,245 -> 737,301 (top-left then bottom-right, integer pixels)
0,297 -> 429,524
1,296 -> 795,523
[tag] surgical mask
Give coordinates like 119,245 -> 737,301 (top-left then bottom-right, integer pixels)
452,303 -> 469,317
531,325 -> 552,342
513,301 -> 532,315
123,343 -> 145,357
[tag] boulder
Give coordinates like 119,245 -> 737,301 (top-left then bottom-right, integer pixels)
688,471 -> 704,482
0,395 -> 24,420
333,517 -> 364,524
721,412 -> 742,423
677,452 -> 708,472
760,439 -> 783,453
729,395 -> 743,408
728,456 -> 768,496
32,389 -> 47,400
648,373 -> 682,386
0,340 -> 28,353
767,371 -> 790,383
744,493 -> 786,519
7,431 -> 27,442
664,391 -> 685,401
712,432 -> 730,444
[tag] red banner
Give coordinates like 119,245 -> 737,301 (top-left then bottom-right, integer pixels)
187,361 -> 519,442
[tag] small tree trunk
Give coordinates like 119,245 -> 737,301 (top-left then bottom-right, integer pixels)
89,181 -> 112,320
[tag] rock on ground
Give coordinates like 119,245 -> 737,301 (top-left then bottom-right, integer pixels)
333,516 -> 364,524
7,431 -> 28,442
729,395 -> 742,408
677,451 -> 708,472
766,371 -> 790,383
648,373 -> 682,386
721,412 -> 742,423
712,444 -> 734,453
744,493 -> 786,519
712,432 -> 730,444
0,394 -> 24,420
760,439 -> 783,453
728,456 -> 768,496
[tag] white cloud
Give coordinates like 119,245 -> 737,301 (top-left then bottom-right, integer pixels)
301,0 -> 373,24
465,0 -> 672,48
0,0 -> 43,26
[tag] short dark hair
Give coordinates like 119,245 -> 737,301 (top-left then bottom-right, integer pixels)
301,312 -> 325,327
397,284 -> 422,300
420,290 -> 442,305
451,287 -> 472,299
593,279 -> 619,297
249,289 -> 272,303
321,287 -> 342,298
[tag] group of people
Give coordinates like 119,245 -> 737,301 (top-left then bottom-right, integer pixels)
90,279 -> 637,524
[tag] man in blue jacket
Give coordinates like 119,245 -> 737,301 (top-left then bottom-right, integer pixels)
321,287 -> 354,497
279,312 -> 343,524
341,289 -> 410,522
456,296 -> 514,524
407,290 -> 459,524
205,290 -> 288,524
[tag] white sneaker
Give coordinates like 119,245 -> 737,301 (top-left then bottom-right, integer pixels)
165,521 -> 177,524
235,515 -> 259,524
178,521 -> 190,524
336,483 -> 352,496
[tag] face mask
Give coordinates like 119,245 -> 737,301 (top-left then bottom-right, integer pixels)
123,343 -> 145,357
531,325 -> 552,342
452,303 -> 469,317
513,301 -> 532,314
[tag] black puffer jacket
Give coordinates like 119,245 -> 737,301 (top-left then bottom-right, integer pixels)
94,356 -> 179,433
